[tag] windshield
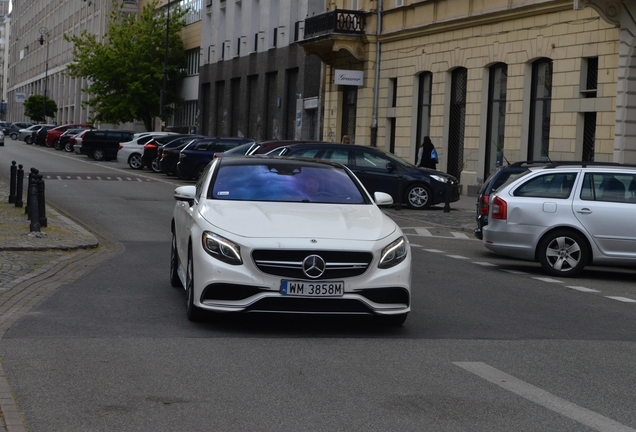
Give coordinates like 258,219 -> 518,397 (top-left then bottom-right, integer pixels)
210,163 -> 368,204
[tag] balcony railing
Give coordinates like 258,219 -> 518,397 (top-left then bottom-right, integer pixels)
304,9 -> 366,39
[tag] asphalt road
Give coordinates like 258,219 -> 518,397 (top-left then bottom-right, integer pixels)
1,139 -> 636,432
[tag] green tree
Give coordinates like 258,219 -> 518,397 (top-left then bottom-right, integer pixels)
24,95 -> 57,123
65,0 -> 187,131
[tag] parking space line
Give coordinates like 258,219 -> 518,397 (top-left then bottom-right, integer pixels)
533,277 -> 563,284
451,232 -> 470,239
474,262 -> 497,266
414,228 -> 433,236
454,362 -> 636,432
501,269 -> 529,275
605,296 -> 636,303
446,255 -> 470,260
423,249 -> 444,253
566,286 -> 600,293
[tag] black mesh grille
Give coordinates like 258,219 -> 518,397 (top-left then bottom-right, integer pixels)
448,68 -> 467,180
202,284 -> 267,301
246,297 -> 372,314
357,288 -> 410,306
252,250 -> 373,280
582,112 -> 596,162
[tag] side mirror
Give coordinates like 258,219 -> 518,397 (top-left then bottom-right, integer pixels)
374,191 -> 394,207
174,185 -> 196,206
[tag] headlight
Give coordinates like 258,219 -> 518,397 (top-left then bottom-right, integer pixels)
378,236 -> 408,269
429,174 -> 448,183
202,231 -> 242,265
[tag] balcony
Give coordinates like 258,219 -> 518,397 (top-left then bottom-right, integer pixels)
300,9 -> 367,65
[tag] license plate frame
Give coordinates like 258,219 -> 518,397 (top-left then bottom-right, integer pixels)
281,280 -> 344,297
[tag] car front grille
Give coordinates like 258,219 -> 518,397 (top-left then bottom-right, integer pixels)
252,250 -> 373,280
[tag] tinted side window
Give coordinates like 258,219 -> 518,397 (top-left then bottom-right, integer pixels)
354,149 -> 390,169
90,131 -> 107,139
514,173 -> 577,199
322,149 -> 349,165
581,173 -> 636,203
193,140 -> 212,151
213,142 -> 240,152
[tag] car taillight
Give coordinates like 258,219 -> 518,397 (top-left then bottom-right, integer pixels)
479,195 -> 489,216
491,196 -> 507,220
119,145 -> 123,150
161,151 -> 169,157
144,143 -> 157,150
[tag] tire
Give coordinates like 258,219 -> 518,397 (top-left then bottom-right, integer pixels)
378,313 -> 408,326
170,232 -> 181,288
151,157 -> 162,173
186,248 -> 205,321
128,154 -> 143,170
10,133 -> 17,140
538,230 -> 589,277
24,136 -> 32,145
64,142 -> 73,152
53,139 -> 62,150
405,184 -> 433,209
92,148 -> 105,161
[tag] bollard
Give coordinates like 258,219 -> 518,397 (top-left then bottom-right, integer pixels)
25,168 -> 38,215
15,165 -> 24,208
395,176 -> 403,211
28,175 -> 40,232
37,174 -> 47,228
443,181 -> 452,213
9,161 -> 17,204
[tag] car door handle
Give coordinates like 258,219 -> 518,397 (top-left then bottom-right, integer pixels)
576,208 -> 592,214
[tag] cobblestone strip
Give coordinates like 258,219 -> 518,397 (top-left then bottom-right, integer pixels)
0,243 -> 122,431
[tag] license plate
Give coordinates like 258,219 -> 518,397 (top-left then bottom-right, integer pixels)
281,280 -> 344,297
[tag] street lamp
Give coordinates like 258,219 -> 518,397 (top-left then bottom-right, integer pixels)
38,27 -> 49,122
160,0 -> 175,131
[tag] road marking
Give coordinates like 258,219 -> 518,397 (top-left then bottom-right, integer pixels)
451,231 -> 470,239
500,269 -> 529,275
454,362 -> 636,432
474,262 -> 497,267
415,228 -> 432,236
409,243 -> 422,248
446,255 -> 469,260
533,277 -> 563,283
605,296 -> 636,303
423,249 -> 444,253
566,286 -> 600,293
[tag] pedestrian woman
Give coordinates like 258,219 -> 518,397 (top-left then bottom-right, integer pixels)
416,136 -> 438,170
341,135 -> 351,144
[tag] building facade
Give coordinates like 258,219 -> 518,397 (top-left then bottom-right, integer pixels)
302,0 -> 636,195
198,0 -> 324,140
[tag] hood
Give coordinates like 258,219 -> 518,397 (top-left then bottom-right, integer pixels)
198,200 -> 397,241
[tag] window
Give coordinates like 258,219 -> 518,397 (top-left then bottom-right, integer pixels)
448,68 -> 467,180
581,57 -> 598,98
416,72 -> 432,148
514,173 -> 577,199
185,49 -> 200,75
485,63 -> 508,177
581,173 -> 636,203
528,58 -> 553,160
354,149 -> 390,170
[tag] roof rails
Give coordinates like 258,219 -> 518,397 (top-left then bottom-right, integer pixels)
508,160 -> 636,169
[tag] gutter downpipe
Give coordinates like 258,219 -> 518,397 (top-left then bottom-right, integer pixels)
370,1 -> 382,147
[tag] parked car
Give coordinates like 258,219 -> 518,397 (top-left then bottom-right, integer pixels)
56,128 -> 89,151
0,122 -> 11,136
176,137 -> 254,180
46,123 -> 92,148
214,142 -> 257,158
70,129 -> 89,153
171,156 -> 411,324
270,143 -> 460,209
158,138 -> 201,175
483,162 -> 636,277
34,125 -> 56,146
6,122 -> 33,140
80,129 -> 135,160
117,132 -> 179,169
474,161 -> 549,240
18,124 -> 53,144
245,140 -> 320,156
141,134 -> 201,171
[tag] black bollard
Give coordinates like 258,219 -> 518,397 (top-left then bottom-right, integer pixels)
15,165 -> 24,208
28,176 -> 40,232
25,169 -> 36,215
9,161 -> 17,203
37,174 -> 47,228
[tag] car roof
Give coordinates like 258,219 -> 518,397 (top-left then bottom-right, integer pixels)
220,155 -> 348,170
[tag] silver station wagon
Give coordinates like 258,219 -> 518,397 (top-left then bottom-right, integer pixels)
482,162 -> 636,277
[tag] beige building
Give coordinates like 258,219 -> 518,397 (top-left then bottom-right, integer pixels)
303,0 -> 636,195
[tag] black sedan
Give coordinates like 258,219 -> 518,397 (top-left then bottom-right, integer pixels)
270,143 -> 460,209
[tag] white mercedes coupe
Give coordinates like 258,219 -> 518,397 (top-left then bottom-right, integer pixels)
170,157 -> 412,325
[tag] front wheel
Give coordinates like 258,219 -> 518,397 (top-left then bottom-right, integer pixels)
64,142 -> 73,152
186,248 -> 205,321
538,230 -> 589,277
24,136 -> 32,145
151,158 -> 162,173
53,139 -> 62,150
405,184 -> 433,209
92,148 -> 105,161
10,133 -> 17,140
128,154 -> 143,170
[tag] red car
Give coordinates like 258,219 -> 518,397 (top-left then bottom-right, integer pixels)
45,123 -> 92,148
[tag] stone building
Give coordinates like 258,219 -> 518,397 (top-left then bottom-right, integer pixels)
198,0 -> 324,140
302,0 -> 636,195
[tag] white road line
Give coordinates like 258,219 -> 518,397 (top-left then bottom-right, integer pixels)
501,269 -> 529,275
533,277 -> 564,283
414,228 -> 432,236
566,286 -> 600,293
451,231 -> 470,239
606,296 -> 636,303
474,262 -> 497,267
454,362 -> 636,432
423,249 -> 444,253
446,255 -> 469,260
409,244 -> 422,248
